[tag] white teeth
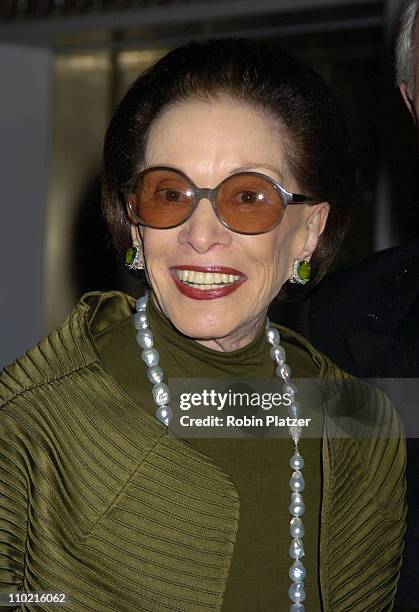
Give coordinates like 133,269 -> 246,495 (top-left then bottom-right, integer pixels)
189,283 -> 226,290
175,269 -> 242,287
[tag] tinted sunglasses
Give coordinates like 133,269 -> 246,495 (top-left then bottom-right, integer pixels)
125,166 -> 320,235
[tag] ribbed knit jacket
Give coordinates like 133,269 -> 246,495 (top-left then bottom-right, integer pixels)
0,291 -> 406,611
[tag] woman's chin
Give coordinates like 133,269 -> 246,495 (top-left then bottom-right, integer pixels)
168,311 -> 236,343
155,291 -> 252,344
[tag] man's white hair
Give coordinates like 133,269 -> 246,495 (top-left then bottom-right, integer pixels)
395,0 -> 419,96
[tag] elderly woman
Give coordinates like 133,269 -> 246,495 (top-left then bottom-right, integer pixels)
0,38 -> 405,611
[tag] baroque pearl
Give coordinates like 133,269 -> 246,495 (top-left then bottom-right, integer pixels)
135,295 -> 148,311
270,345 -> 286,364
266,327 -> 280,345
147,365 -> 164,384
288,401 -> 301,418
289,538 -> 305,559
136,329 -> 153,349
288,581 -> 305,603
283,381 -> 298,396
277,363 -> 291,381
133,311 -> 148,330
289,560 -> 306,582
290,604 -> 305,612
152,382 -> 170,406
290,453 -> 304,470
289,498 -> 305,517
290,517 -> 305,538
141,348 -> 159,367
290,470 -> 305,492
155,405 -> 172,425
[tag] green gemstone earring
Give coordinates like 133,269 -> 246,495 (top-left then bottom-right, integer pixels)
290,259 -> 311,285
125,245 -> 144,270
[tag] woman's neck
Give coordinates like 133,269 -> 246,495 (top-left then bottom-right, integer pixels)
150,291 -> 267,353
193,311 -> 267,352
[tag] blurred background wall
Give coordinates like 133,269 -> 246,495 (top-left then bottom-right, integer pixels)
0,0 -> 418,368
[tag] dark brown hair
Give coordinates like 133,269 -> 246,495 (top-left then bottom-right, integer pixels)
102,37 -> 355,299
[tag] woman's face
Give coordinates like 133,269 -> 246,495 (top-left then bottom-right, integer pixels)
130,98 -> 329,351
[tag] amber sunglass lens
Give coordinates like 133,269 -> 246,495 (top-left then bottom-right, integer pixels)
216,174 -> 284,233
134,169 -> 194,228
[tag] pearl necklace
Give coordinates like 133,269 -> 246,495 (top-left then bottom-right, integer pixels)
133,293 -> 306,611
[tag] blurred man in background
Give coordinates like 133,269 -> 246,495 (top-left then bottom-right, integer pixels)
297,1 -> 418,609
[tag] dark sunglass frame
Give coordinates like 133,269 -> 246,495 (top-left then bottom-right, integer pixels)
124,165 -> 320,235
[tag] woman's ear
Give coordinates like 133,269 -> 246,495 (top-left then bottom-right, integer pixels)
299,202 -> 330,261
129,219 -> 144,248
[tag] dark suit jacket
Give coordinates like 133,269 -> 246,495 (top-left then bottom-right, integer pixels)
297,240 -> 419,611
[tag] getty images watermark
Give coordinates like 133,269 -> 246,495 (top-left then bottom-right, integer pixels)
166,378 -> 321,438
178,387 -> 311,429
165,378 -> 415,439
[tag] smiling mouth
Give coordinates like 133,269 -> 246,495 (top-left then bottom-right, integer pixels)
174,268 -> 241,289
169,265 -> 247,299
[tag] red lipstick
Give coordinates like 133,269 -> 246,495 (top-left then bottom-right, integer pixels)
174,265 -> 244,275
169,266 -> 247,300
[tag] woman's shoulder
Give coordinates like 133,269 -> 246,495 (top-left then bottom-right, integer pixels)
0,290 -> 163,459
0,290 -> 136,407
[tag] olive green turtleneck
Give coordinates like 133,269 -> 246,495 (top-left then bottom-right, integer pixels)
94,296 -> 322,611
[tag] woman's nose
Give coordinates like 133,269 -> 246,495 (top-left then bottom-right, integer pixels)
177,196 -> 232,253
